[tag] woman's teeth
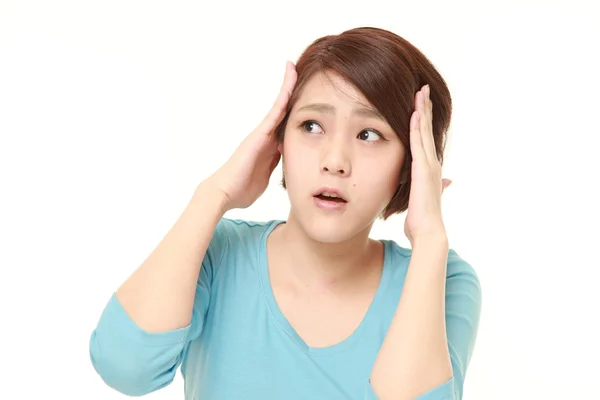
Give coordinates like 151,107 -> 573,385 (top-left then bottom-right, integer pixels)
316,193 -> 346,202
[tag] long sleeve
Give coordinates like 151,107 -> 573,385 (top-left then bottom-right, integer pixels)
364,250 -> 482,400
89,294 -> 192,396
89,218 -> 233,396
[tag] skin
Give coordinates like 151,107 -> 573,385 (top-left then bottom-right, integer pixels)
266,70 -> 405,347
281,71 -> 405,244
114,60 -> 452,399
270,71 -> 404,283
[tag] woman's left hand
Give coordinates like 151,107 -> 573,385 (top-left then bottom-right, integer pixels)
404,84 -> 452,246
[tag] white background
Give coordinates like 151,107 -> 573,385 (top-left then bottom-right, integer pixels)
1,1 -> 599,399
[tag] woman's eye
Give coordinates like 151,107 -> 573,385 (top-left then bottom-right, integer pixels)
301,120 -> 324,134
357,129 -> 382,142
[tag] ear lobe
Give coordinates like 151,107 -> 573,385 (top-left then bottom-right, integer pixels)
442,178 -> 452,192
277,143 -> 283,154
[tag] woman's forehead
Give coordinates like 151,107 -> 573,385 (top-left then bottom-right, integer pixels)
294,71 -> 374,112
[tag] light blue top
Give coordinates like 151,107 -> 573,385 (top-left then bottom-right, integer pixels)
89,218 -> 481,399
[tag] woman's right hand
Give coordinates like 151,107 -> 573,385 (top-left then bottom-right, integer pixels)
207,61 -> 298,211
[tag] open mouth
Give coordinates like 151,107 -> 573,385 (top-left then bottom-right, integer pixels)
312,188 -> 348,210
314,193 -> 347,203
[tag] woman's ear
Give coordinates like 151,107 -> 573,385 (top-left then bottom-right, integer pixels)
277,143 -> 283,154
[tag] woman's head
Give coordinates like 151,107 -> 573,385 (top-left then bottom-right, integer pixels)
276,27 -> 452,243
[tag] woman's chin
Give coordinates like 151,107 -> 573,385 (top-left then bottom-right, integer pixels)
299,213 -> 373,245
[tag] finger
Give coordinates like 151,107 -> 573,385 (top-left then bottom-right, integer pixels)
418,86 -> 436,164
259,61 -> 298,134
409,109 -> 426,163
417,86 -> 436,163
425,86 -> 436,156
427,89 -> 438,163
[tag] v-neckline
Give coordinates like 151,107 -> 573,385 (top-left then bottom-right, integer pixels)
257,220 -> 394,357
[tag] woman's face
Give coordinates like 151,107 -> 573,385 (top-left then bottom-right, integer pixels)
280,71 -> 405,243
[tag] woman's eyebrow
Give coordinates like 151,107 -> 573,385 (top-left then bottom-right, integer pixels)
295,103 -> 385,122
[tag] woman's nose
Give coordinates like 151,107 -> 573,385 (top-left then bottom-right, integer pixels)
320,140 -> 351,177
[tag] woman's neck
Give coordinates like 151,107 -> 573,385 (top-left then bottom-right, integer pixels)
269,213 -> 382,292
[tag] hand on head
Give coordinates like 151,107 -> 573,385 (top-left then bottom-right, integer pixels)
208,61 -> 298,211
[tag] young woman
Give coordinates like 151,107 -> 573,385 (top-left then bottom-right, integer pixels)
89,27 -> 481,400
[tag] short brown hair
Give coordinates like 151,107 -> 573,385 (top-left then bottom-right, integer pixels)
276,27 -> 452,220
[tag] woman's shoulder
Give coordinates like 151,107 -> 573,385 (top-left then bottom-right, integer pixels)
209,217 -> 283,251
202,218 -> 282,274
215,217 -> 283,238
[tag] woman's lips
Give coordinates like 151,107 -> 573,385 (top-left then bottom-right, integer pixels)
313,195 -> 348,211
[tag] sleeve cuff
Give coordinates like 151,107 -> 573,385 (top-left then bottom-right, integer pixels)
97,293 -> 191,346
365,377 -> 455,400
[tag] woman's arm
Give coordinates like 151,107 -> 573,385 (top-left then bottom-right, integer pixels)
369,243 -> 481,400
114,180 -> 227,333
369,85 -> 481,399
370,238 -> 452,399
90,62 -> 297,395
89,180 -> 231,396
112,61 -> 296,334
